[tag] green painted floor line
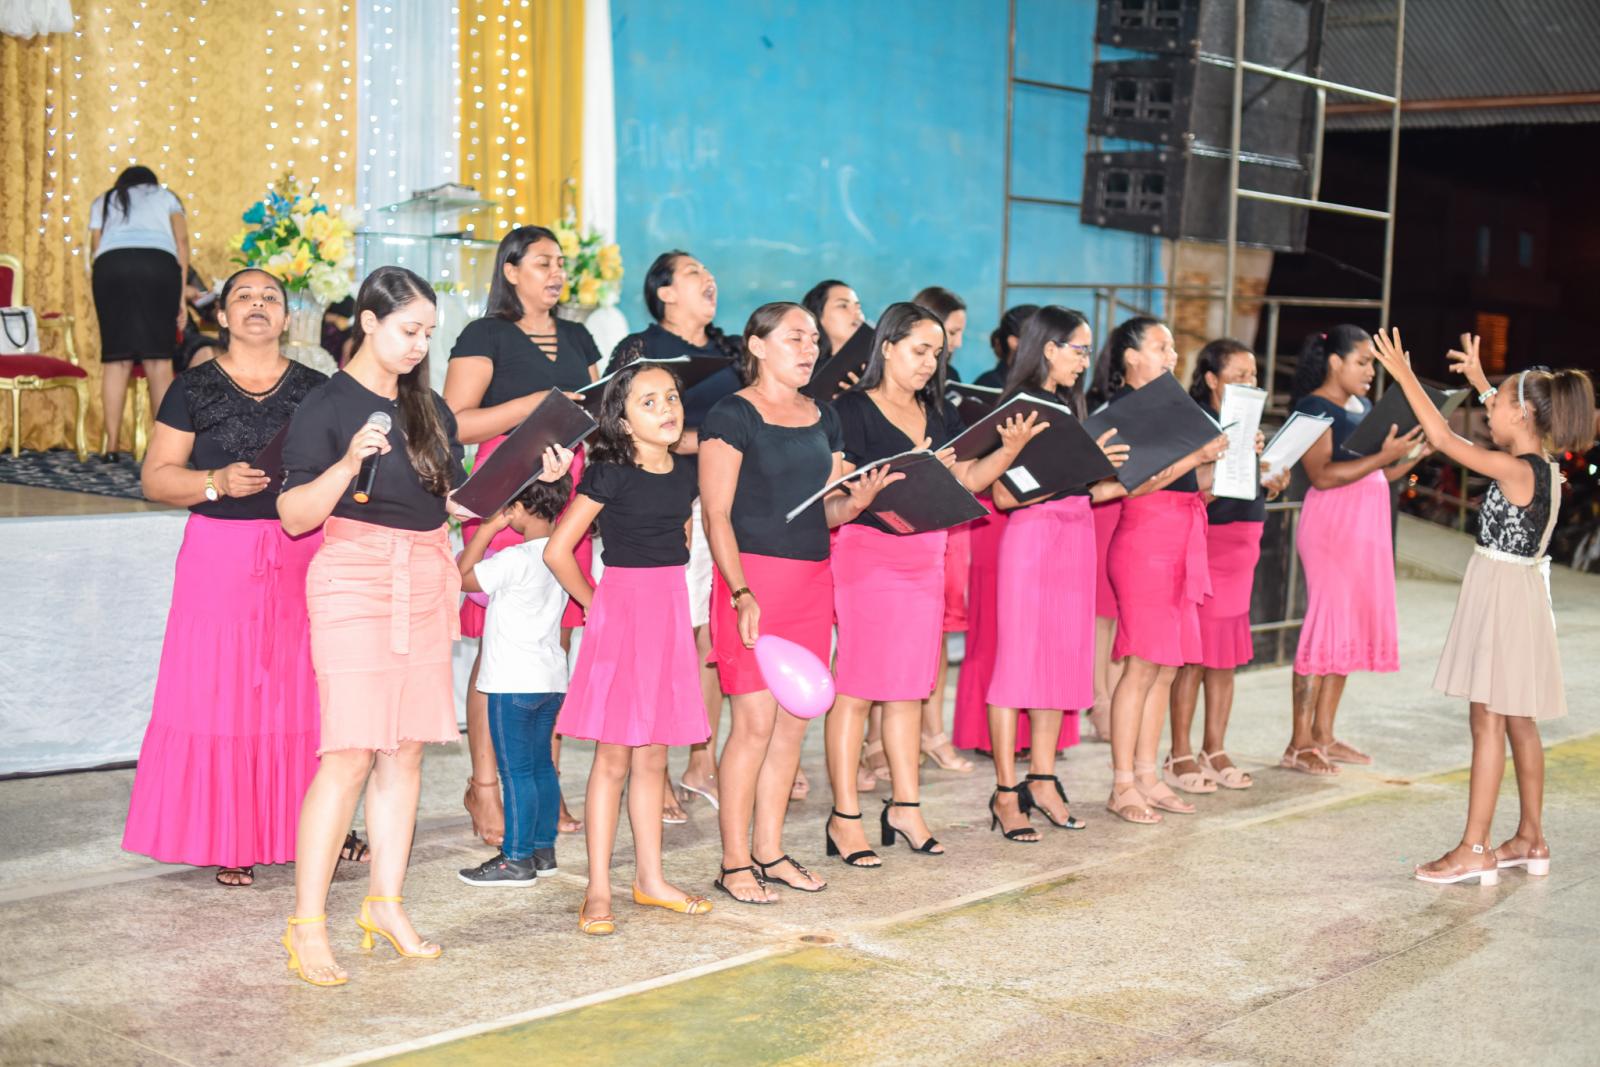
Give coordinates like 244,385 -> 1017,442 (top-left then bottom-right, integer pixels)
372,732 -> 1600,1067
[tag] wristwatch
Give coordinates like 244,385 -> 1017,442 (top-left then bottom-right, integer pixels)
204,471 -> 220,502
730,586 -> 752,609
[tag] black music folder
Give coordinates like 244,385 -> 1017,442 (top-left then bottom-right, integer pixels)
801,324 -> 874,401
1343,381 -> 1469,456
1082,373 -> 1226,489
252,423 -> 292,494
945,381 -> 1002,425
575,354 -> 735,413
784,450 -> 985,534
948,393 -> 1116,498
452,390 -> 597,518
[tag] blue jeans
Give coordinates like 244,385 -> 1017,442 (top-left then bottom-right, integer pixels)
487,692 -> 563,860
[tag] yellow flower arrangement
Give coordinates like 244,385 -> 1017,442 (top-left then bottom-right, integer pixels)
550,218 -> 623,309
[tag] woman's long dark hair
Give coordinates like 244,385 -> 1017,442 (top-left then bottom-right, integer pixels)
486,225 -> 561,321
106,165 -> 159,221
856,301 -> 947,410
587,361 -> 685,467
1003,305 -> 1090,419
640,250 -> 741,362
354,266 -> 455,496
1188,338 -> 1253,407
1089,315 -> 1162,409
911,286 -> 966,322
989,303 -> 1038,376
741,301 -> 815,386
1290,323 -> 1368,402
215,268 -> 287,347
802,278 -> 849,363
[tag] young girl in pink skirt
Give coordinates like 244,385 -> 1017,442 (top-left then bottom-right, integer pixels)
1095,317 -> 1229,825
1168,340 -> 1289,793
825,302 -> 1045,866
544,362 -> 714,935
986,307 -> 1131,842
1282,326 -> 1429,777
1371,330 -> 1594,885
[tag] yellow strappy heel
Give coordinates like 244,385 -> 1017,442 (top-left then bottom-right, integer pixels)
281,915 -> 348,987
355,895 -> 442,959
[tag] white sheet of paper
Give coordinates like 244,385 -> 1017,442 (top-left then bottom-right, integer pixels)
1212,385 -> 1267,500
1005,465 -> 1040,493
1260,411 -> 1336,478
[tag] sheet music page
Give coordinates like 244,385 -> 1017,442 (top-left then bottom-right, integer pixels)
1259,411 -> 1335,478
1212,385 -> 1267,500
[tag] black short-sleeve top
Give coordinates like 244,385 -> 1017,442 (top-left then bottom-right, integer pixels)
831,389 -> 966,534
699,393 -> 844,561
1202,404 -> 1267,524
448,316 -> 602,410
606,322 -> 742,428
578,455 -> 698,567
1292,394 -> 1370,462
156,359 -> 327,520
280,371 -> 467,531
1113,383 -> 1199,493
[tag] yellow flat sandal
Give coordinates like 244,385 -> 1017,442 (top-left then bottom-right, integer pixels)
282,915 -> 348,987
579,905 -> 617,935
632,885 -> 713,915
356,895 -> 442,959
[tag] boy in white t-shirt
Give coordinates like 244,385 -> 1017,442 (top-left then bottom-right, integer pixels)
457,455 -> 573,887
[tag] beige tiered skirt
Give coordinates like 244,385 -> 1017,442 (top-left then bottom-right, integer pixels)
1433,547 -> 1567,720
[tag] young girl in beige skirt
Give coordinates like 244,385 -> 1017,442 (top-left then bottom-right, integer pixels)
1372,328 -> 1595,886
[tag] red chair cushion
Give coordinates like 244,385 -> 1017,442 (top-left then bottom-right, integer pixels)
0,354 -> 88,380
0,266 -> 15,308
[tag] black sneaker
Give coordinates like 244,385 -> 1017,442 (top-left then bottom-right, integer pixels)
532,847 -> 559,876
458,853 -> 537,887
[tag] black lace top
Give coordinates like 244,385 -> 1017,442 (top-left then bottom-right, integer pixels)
1477,454 -> 1557,558
156,358 -> 327,520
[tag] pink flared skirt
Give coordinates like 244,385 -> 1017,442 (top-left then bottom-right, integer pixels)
1092,498 -> 1123,621
952,500 -> 1007,749
122,515 -> 322,868
941,524 -> 971,632
1294,470 -> 1398,676
833,524 -> 947,701
1196,520 -> 1263,670
711,553 -> 834,698
986,495 -> 1093,725
460,435 -> 593,636
306,518 -> 462,754
556,565 -> 709,746
1109,490 -> 1210,667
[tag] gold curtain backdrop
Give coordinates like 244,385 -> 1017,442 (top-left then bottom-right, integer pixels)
0,1 -> 355,452
458,0 -> 585,237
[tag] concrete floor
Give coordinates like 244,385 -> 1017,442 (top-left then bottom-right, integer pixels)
2,560 -> 1596,1066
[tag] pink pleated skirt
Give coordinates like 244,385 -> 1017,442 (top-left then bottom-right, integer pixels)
941,525 -> 971,632
1197,520 -> 1263,670
1092,498 -> 1123,621
952,499 -> 1007,749
122,515 -> 322,868
460,435 -> 593,636
834,524 -> 947,701
986,495 -> 1093,723
1109,490 -> 1210,667
307,518 -> 462,754
556,565 -> 708,746
1294,470 -> 1398,676
712,553 -> 834,698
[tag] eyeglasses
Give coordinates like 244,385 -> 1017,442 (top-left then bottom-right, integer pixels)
1053,341 -> 1093,355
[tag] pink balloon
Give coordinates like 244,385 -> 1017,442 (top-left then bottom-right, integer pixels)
457,544 -> 501,608
754,635 -> 835,719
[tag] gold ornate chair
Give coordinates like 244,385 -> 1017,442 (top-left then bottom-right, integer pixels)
0,253 -> 91,462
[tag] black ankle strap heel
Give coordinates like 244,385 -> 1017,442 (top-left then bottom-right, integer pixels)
825,809 -> 880,868
989,784 -> 1039,843
1024,774 -> 1086,830
881,799 -> 943,854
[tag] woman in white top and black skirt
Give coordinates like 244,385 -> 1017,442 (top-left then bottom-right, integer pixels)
88,166 -> 188,461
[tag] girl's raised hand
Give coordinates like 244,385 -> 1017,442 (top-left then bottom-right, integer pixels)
1447,333 -> 1491,394
843,464 -> 906,510
1096,427 -> 1130,468
1371,327 -> 1413,379
997,411 -> 1049,453
536,444 -> 575,482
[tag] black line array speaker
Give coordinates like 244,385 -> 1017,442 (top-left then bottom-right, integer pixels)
1080,0 -> 1328,252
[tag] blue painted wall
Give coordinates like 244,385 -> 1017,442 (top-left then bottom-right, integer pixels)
611,0 -> 1159,378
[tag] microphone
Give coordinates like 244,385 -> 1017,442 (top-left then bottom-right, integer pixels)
352,411 -> 392,504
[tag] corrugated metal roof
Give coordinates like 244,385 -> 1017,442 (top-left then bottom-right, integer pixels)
1320,0 -> 1600,129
